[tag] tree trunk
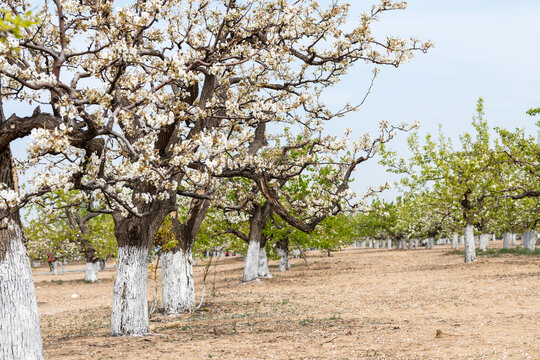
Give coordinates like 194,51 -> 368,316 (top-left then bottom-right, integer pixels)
511,233 -> 516,246
374,240 -> 379,249
243,236 -> 260,282
0,224 -> 45,360
111,245 -> 150,336
464,224 -> 477,263
478,234 -> 489,251
459,235 -> 465,245
277,237 -> 290,272
258,238 -> 272,278
452,234 -> 458,249
414,239 -> 419,249
522,231 -> 536,251
0,149 -> 44,359
84,261 -> 100,282
161,247 -> 195,313
502,232 -> 511,249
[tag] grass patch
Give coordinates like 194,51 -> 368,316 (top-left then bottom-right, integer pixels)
457,247 -> 540,257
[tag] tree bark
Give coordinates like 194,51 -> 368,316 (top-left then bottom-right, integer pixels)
84,261 -> 100,282
258,238 -> 272,278
452,234 -> 458,249
464,224 -> 477,263
502,232 -> 511,249
387,239 -> 392,249
111,245 -> 150,336
0,149 -> 44,359
276,237 -> 290,272
478,234 -> 489,251
161,247 -> 195,313
242,204 -> 272,282
522,231 -> 536,251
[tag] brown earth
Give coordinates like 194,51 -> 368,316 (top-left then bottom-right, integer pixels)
33,242 -> 540,360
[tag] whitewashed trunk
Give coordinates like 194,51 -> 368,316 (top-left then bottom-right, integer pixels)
360,240 -> 366,248
502,232 -> 511,249
459,235 -> 465,245
242,238 -> 260,283
258,246 -> 272,278
277,248 -> 290,272
492,234 -> 496,242
161,248 -> 195,314
387,239 -> 392,249
414,239 -> 419,249
111,246 -> 150,336
408,239 -> 412,250
478,234 -> 490,251
522,231 -> 536,251
464,225 -> 477,263
511,233 -> 516,246
452,234 -> 458,249
84,261 -> 99,283
374,240 -> 379,249
368,240 -> 373,248
0,224 -> 44,359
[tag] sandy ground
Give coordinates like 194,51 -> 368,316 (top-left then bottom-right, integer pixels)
33,242 -> 540,360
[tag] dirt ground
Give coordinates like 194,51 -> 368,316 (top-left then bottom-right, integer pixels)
33,242 -> 540,360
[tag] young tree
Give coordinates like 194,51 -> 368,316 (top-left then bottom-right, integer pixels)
24,190 -> 116,282
382,99 -> 500,262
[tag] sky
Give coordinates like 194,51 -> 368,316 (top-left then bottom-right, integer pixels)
318,0 -> 540,199
7,0 -> 540,202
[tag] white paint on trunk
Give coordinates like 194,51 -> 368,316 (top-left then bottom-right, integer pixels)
258,246 -> 272,278
374,240 -> 379,249
478,234 -> 490,251
407,239 -> 412,250
387,239 -> 392,249
277,248 -> 290,272
502,232 -> 511,249
111,246 -> 150,336
464,224 -> 477,263
459,235 -> 465,245
161,248 -> 195,314
0,224 -> 44,359
511,233 -> 516,246
414,239 -> 419,249
242,238 -> 260,282
360,240 -> 366,248
522,231 -> 536,251
84,261 -> 99,283
452,234 -> 458,249
368,240 -> 373,248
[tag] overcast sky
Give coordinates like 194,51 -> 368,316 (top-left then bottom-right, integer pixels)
319,0 -> 540,199
8,0 -> 540,201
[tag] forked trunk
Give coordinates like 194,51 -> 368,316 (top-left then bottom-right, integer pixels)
464,224 -> 477,263
84,261 -> 100,283
111,245 -> 150,336
161,247 -> 195,313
